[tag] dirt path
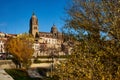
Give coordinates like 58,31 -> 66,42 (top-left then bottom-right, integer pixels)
0,69 -> 14,80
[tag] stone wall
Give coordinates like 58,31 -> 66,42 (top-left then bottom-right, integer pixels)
0,60 -> 16,69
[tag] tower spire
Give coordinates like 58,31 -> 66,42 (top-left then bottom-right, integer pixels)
32,11 -> 35,16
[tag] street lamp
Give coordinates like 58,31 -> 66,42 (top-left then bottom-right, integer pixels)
50,49 -> 55,78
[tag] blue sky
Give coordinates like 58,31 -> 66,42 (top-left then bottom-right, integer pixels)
0,0 -> 68,34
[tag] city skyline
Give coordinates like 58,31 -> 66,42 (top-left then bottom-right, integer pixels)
0,0 -> 68,34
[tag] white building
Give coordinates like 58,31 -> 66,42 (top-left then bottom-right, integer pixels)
0,40 -> 5,53
0,32 -> 6,54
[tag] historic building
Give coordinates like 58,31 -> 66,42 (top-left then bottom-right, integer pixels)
0,32 -> 6,54
29,13 -> 65,57
0,32 -> 17,59
29,13 -> 63,40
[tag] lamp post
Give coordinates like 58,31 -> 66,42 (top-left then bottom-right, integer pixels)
50,49 -> 55,78
50,52 -> 53,78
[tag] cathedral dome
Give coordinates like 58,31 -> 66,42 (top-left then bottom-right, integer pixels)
51,24 -> 58,33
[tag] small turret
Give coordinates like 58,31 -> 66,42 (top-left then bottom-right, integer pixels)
51,24 -> 58,34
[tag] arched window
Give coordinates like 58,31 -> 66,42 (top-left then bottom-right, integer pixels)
34,26 -> 37,30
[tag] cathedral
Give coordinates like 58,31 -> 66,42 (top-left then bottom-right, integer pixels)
29,12 -> 63,40
29,13 -> 64,57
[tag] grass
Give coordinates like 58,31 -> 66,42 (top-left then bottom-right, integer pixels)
5,69 -> 41,80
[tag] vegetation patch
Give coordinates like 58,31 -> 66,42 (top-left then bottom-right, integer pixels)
5,69 -> 41,80
36,55 -> 71,58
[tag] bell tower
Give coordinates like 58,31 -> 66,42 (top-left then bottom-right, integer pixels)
29,12 -> 39,37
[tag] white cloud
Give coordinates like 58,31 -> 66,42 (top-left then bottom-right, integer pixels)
0,22 -> 7,27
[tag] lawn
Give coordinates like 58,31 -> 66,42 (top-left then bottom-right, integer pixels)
5,69 -> 41,80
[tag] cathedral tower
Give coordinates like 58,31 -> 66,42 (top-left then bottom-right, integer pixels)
29,12 -> 39,37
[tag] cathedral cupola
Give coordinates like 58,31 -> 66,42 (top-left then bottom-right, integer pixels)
51,24 -> 58,38
29,12 -> 39,38
51,24 -> 58,34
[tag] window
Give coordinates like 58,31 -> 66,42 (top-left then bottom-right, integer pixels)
34,27 -> 37,29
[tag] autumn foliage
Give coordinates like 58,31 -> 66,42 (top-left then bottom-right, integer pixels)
6,34 -> 34,68
52,0 -> 120,80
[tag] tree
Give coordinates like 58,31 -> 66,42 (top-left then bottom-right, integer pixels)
52,0 -> 120,80
6,34 -> 34,68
